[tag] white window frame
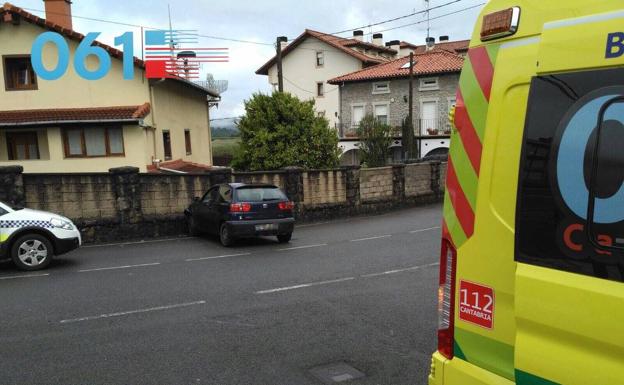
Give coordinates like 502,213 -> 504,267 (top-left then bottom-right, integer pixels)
419,77 -> 440,91
316,51 -> 324,67
373,102 -> 390,125
372,81 -> 390,95
351,103 -> 366,128
419,98 -> 440,134
316,82 -> 325,97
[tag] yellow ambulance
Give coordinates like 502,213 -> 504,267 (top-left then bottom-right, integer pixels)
429,1 -> 624,384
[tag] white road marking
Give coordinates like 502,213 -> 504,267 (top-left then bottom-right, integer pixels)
296,222 -> 330,228
82,237 -> 191,248
60,300 -> 206,324
0,273 -> 50,281
185,253 -> 250,262
350,235 -> 392,242
361,262 -> 440,278
255,277 -> 355,294
78,262 -> 161,273
410,226 -> 440,234
278,243 -> 327,251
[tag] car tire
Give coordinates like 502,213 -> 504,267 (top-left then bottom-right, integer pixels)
11,234 -> 53,271
187,216 -> 200,237
277,233 -> 292,243
219,223 -> 235,247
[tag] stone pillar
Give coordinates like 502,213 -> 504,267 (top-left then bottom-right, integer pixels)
0,166 -> 25,207
109,167 -> 142,224
430,161 -> 442,197
283,167 -> 304,203
392,163 -> 406,201
208,168 -> 233,186
343,165 -> 361,206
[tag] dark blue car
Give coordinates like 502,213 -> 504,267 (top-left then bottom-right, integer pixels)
185,183 -> 295,246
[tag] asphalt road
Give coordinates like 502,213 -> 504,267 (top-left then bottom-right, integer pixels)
0,204 -> 443,385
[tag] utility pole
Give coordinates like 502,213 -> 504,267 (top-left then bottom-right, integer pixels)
409,52 -> 416,159
276,36 -> 287,92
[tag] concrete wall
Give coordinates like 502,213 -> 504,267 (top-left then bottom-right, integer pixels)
303,169 -> 347,205
0,163 -> 446,243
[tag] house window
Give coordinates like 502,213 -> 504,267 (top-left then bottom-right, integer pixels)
184,129 -> 192,155
63,126 -> 124,158
374,104 -> 389,125
419,77 -> 439,91
3,56 -> 38,91
351,105 -> 365,127
372,82 -> 390,94
162,131 -> 172,160
6,132 -> 39,160
317,111 -> 326,117
317,82 -> 324,97
316,51 -> 324,67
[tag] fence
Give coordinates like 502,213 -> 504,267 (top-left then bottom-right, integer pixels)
0,162 -> 446,243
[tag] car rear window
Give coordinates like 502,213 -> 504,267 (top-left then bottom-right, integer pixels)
235,187 -> 287,202
516,67 -> 624,282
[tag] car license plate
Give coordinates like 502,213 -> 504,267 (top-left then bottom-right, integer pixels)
256,223 -> 277,231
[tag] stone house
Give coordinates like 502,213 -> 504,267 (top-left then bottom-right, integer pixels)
0,1 -> 219,173
328,49 -> 464,165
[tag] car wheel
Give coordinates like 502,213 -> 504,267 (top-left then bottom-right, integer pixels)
11,234 -> 53,271
219,223 -> 235,247
187,216 -> 200,236
277,233 -> 292,243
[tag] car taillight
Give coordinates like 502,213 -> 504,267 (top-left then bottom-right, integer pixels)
437,237 -> 457,360
230,203 -> 251,213
278,201 -> 294,211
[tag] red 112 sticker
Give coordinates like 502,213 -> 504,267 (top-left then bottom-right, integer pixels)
458,280 -> 494,329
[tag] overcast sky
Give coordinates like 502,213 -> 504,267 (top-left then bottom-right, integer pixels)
16,0 -> 485,120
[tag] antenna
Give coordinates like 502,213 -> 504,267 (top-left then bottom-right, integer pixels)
425,0 -> 431,40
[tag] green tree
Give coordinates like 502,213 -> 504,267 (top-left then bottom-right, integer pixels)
232,92 -> 340,171
357,114 -> 393,168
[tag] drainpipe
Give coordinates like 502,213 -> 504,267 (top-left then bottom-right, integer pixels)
148,78 -> 166,159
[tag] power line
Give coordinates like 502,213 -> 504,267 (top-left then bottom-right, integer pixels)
330,0 -> 464,35
19,6 -> 273,46
283,76 -> 340,95
374,3 -> 485,34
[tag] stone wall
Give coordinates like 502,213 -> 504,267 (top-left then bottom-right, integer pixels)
339,74 -> 460,130
0,163 -> 446,243
360,167 -> 394,201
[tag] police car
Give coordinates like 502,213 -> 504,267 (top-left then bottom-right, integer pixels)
0,201 -> 81,271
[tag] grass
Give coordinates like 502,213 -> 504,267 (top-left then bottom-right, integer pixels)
211,137 -> 241,157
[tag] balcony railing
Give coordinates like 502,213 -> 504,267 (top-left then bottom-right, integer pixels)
336,118 -> 452,139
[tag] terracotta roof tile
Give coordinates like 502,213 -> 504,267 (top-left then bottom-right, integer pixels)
147,159 -> 213,174
328,50 -> 463,84
0,104 -> 151,125
256,29 -> 393,75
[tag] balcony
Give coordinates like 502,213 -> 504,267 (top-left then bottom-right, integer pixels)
336,118 -> 451,140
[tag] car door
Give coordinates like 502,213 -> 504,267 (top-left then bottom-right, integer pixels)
195,187 -> 219,234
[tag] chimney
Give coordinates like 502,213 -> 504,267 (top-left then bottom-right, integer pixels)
353,30 -> 364,42
439,35 -> 449,42
385,40 -> 400,53
425,37 -> 435,50
44,0 -> 73,30
372,33 -> 383,46
277,36 -> 288,51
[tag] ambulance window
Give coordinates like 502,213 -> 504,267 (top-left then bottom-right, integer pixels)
516,67 -> 624,283
0,207 -> 7,216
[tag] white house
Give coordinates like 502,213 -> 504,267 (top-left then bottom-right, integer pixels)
256,29 -> 397,127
